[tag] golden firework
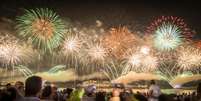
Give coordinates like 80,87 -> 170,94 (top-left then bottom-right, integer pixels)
32,19 -> 54,40
101,26 -> 139,59
177,46 -> 201,70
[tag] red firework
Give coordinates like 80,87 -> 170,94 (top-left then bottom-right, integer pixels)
146,16 -> 195,41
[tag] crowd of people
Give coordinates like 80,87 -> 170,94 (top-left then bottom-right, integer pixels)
0,76 -> 201,101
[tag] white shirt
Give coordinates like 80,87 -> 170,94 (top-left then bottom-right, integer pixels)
149,84 -> 161,97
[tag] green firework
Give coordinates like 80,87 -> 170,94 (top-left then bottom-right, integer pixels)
16,8 -> 66,53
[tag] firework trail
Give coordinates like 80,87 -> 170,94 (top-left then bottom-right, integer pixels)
156,63 -> 196,87
101,60 -> 125,82
14,65 -> 33,77
156,63 -> 180,83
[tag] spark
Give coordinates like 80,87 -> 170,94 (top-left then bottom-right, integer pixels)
16,8 -> 66,53
125,47 -> 158,73
87,43 -> 107,62
140,46 -> 150,55
177,46 -> 201,70
101,26 -> 139,59
154,23 -> 183,51
128,54 -> 141,67
62,35 -> 83,54
0,34 -> 36,66
146,16 -> 195,41
0,42 -> 35,66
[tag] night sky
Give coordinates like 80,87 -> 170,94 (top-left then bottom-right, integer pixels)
0,0 -> 201,38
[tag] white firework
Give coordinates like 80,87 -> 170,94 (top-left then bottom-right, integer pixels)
87,43 -> 107,62
0,42 -> 35,66
62,35 -> 83,55
125,46 -> 158,72
0,33 -> 36,66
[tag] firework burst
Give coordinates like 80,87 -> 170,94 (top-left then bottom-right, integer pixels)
146,16 -> 195,51
0,42 -> 35,67
127,53 -> 141,67
62,35 -> 83,56
86,43 -> 107,63
146,16 -> 195,39
177,46 -> 201,70
16,8 -> 66,53
140,46 -> 151,55
142,55 -> 158,71
72,23 -> 105,43
123,46 -> 158,73
154,23 -> 183,51
101,26 -> 139,59
0,33 -> 36,67
77,42 -> 108,75
58,34 -> 84,68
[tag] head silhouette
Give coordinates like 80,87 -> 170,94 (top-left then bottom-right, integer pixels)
25,76 -> 42,97
150,80 -> 156,85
